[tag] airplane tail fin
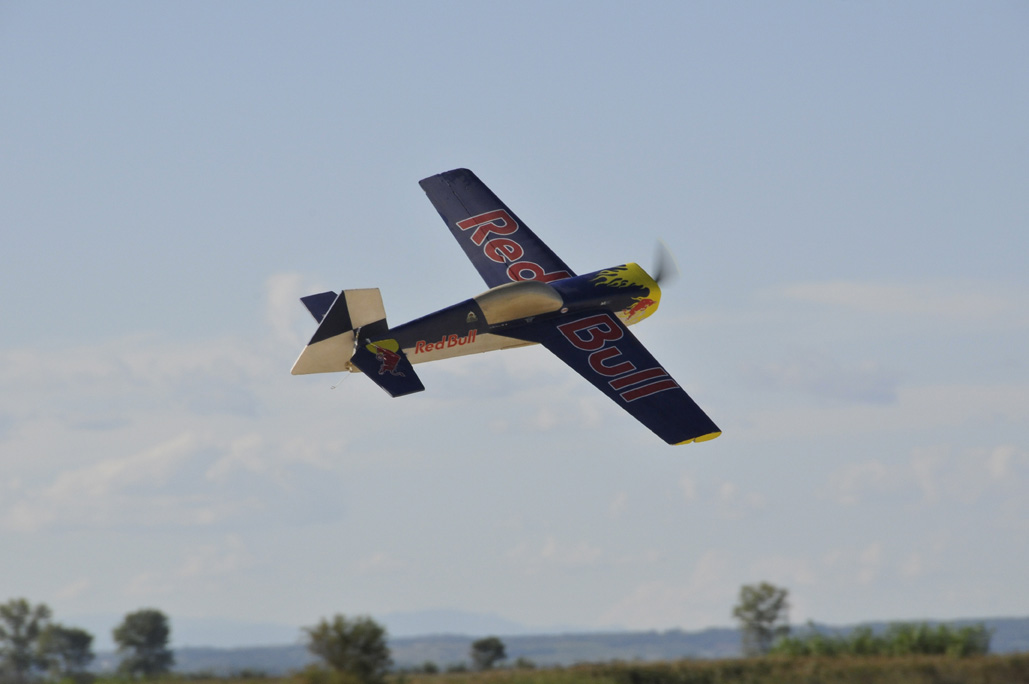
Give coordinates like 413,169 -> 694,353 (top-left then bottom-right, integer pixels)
290,288 -> 426,397
291,288 -> 389,375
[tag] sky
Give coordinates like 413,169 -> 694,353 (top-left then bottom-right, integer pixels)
2,1 -> 1028,651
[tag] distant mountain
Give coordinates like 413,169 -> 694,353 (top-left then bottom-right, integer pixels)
90,616 -> 1029,676
67,613 -> 303,651
381,609 -> 542,637
71,608 -> 568,651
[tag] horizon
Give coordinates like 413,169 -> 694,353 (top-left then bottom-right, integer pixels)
64,607 -> 1029,652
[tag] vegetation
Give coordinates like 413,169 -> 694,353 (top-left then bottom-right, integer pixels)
113,608 -> 175,678
1,598 -> 53,682
732,583 -> 790,656
38,624 -> 96,681
0,598 -> 96,683
75,653 -> 1029,684
304,615 -> 392,684
469,638 -> 506,671
771,621 -> 992,657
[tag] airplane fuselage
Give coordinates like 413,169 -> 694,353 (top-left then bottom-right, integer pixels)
349,262 -> 661,370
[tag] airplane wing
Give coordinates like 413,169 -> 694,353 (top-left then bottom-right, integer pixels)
419,168 -> 575,288
505,310 -> 721,445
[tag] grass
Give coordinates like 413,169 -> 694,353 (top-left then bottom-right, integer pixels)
86,654 -> 1029,684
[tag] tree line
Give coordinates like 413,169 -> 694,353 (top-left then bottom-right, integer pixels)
0,598 -> 172,683
2,601 -> 514,683
301,614 -> 516,683
732,582 -> 992,658
4,586 -> 993,682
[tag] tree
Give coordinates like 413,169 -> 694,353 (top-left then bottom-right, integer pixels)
470,636 -> 506,671
38,624 -> 95,681
304,615 -> 392,684
732,582 -> 790,656
112,609 -> 174,677
0,598 -> 52,682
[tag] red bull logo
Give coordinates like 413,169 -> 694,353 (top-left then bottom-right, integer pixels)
456,209 -> 572,283
365,340 -> 405,376
557,312 -> 679,403
623,297 -> 655,322
413,330 -> 477,354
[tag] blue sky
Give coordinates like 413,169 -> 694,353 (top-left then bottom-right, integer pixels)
2,2 -> 1027,650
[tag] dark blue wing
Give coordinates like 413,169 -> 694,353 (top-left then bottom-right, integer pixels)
506,310 -> 720,445
419,168 -> 575,288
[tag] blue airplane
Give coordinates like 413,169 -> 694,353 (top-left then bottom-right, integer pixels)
292,168 -> 720,445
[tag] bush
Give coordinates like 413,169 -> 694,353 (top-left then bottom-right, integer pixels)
768,621 -> 992,658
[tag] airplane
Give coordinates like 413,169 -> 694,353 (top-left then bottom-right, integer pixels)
291,168 -> 721,445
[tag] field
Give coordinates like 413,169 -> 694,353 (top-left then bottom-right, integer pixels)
86,654 -> 1029,684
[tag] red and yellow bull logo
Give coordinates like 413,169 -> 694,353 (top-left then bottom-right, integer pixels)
590,263 -> 661,324
365,339 -> 405,376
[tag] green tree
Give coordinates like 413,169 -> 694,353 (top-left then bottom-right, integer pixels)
112,608 -> 174,678
304,615 -> 392,684
470,636 -> 507,671
38,624 -> 95,681
732,582 -> 790,656
0,598 -> 52,682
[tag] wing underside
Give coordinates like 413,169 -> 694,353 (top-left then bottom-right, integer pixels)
505,310 -> 721,445
419,168 -> 575,288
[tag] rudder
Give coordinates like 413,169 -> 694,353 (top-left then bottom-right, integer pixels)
291,288 -> 388,375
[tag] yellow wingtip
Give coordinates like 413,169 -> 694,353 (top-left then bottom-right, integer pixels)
675,431 -> 722,445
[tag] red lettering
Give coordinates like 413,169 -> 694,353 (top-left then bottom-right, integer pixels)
456,209 -> 518,246
484,237 -> 524,263
609,367 -> 668,390
507,261 -> 573,283
588,347 -> 636,377
558,314 -> 623,351
620,379 -> 679,402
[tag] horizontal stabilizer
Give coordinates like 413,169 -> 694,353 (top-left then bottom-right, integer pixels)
349,339 -> 425,397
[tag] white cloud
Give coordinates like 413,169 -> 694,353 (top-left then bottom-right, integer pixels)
742,383 -> 1029,441
680,474 -> 698,502
826,461 -> 892,506
857,543 -> 883,585
506,536 -> 605,571
599,550 -> 735,630
609,491 -> 628,518
55,578 -> 91,601
179,536 -> 253,579
355,551 -> 406,575
776,281 -> 1017,320
266,272 -> 323,349
824,444 -> 1029,511
900,552 -> 923,579
51,432 -> 200,501
747,555 -> 818,588
742,351 -> 899,404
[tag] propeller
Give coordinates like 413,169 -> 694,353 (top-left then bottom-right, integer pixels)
652,239 -> 680,286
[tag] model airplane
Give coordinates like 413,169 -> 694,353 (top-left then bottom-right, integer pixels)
292,168 -> 720,445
